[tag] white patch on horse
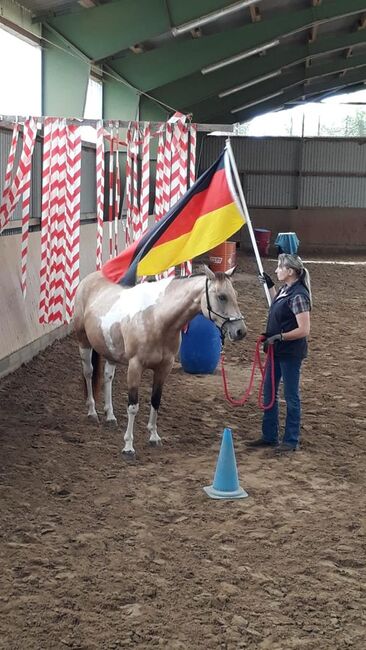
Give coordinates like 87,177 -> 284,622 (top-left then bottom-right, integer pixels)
100,278 -> 173,354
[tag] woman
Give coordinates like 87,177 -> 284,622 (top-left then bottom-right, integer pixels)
248,254 -> 312,454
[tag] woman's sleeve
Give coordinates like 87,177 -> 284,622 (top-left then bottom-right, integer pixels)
289,294 -> 311,315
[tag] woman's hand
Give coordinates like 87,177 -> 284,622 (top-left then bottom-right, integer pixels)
263,333 -> 282,352
259,272 -> 275,289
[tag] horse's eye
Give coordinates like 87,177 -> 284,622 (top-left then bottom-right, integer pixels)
218,294 -> 227,302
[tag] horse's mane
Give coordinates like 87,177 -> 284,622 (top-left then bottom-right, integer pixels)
173,272 -> 228,282
144,271 -> 227,284
144,273 -> 204,284
173,273 -> 204,281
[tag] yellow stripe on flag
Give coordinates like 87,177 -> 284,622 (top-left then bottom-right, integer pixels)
137,202 -> 245,276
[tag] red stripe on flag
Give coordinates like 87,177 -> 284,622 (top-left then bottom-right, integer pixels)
102,238 -> 140,283
156,167 -> 233,245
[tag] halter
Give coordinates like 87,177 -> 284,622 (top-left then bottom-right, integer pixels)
205,279 -> 243,345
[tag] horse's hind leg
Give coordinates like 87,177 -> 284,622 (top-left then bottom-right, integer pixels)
79,347 -> 99,422
148,360 -> 174,447
104,360 -> 117,425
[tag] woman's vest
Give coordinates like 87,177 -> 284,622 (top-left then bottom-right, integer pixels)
266,280 -> 310,359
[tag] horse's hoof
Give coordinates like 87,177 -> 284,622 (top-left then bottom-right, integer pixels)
149,439 -> 162,447
122,450 -> 136,461
88,413 -> 99,424
105,418 -> 117,428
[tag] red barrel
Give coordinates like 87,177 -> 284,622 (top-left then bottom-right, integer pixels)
209,241 -> 236,272
254,228 -> 271,256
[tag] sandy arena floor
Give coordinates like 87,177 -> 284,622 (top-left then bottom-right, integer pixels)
0,252 -> 365,650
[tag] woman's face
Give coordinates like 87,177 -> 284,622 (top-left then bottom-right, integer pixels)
275,261 -> 292,283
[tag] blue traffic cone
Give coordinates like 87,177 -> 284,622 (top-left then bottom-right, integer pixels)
204,428 -> 248,500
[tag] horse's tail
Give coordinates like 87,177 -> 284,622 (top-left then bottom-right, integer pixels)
83,349 -> 103,402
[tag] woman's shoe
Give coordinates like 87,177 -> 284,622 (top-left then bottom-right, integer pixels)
246,438 -> 278,448
273,443 -> 297,454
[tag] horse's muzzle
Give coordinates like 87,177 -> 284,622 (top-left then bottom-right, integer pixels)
224,319 -> 247,342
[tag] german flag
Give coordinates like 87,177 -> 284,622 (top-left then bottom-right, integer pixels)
102,147 -> 245,286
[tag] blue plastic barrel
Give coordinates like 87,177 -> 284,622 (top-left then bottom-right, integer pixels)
275,232 -> 299,255
180,314 -> 221,374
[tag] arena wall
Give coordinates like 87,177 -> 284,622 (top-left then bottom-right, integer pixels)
236,208 -> 366,254
0,223 -> 121,379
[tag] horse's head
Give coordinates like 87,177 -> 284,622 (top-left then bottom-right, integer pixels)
201,265 -> 247,342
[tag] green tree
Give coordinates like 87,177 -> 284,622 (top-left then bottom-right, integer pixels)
343,111 -> 366,136
320,110 -> 366,137
236,121 -> 250,135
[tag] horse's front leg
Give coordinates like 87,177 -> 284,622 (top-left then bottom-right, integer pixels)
123,358 -> 143,458
104,360 -> 117,425
148,359 -> 174,447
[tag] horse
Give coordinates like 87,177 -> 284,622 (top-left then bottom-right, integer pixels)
73,265 -> 247,457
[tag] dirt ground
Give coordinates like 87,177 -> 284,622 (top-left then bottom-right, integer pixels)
0,252 -> 365,650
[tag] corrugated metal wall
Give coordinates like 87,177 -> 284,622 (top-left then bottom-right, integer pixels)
200,136 -> 366,208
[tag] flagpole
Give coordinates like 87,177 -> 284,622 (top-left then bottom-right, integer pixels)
225,138 -> 271,307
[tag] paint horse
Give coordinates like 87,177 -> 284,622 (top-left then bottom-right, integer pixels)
73,265 -> 246,457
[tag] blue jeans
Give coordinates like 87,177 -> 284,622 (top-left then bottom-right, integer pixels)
262,356 -> 303,447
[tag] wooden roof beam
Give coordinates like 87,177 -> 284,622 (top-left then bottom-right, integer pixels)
130,43 -> 144,54
111,0 -> 366,93
309,23 -> 319,43
357,14 -> 366,29
190,27 -> 202,39
249,5 -> 261,22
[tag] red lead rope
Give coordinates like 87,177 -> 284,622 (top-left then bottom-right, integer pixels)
220,336 -> 276,410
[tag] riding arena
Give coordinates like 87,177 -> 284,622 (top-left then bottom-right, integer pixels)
1,1 -> 366,647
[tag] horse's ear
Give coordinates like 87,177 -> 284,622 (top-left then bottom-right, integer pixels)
225,265 -> 237,278
203,264 -> 216,281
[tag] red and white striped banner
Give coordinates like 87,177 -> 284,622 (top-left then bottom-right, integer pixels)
64,125 -> 81,322
154,131 -> 165,220
38,118 -> 81,324
125,124 -> 133,247
114,121 -> 121,256
48,119 -> 66,323
171,118 -> 191,276
95,121 -> 105,269
131,125 -> 141,242
39,118 -> 53,322
162,122 -> 172,215
189,124 -> 197,189
140,123 -> 150,235
20,118 -> 38,297
107,124 -> 115,258
170,120 -> 187,208
182,122 -> 197,276
0,119 -> 37,295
